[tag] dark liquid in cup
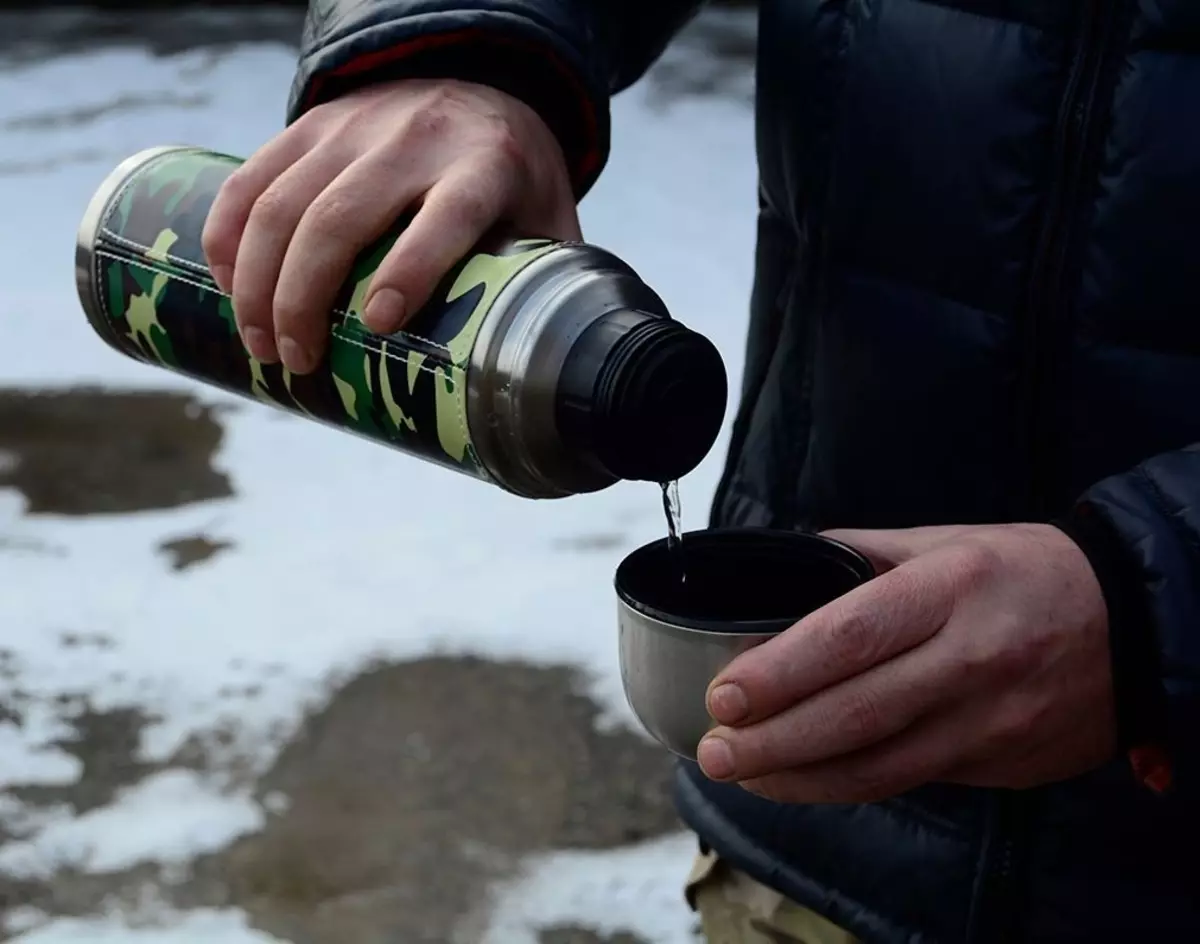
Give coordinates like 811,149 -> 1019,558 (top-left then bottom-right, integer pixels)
617,529 -> 875,633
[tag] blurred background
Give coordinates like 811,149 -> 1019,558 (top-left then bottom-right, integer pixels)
0,4 -> 757,943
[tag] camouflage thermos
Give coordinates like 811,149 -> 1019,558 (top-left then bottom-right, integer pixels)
74,146 -> 728,498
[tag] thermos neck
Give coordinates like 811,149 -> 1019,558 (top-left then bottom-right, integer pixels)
555,309 -> 728,483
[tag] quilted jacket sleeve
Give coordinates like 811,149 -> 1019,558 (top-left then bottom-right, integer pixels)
1060,444 -> 1200,796
286,0 -> 705,198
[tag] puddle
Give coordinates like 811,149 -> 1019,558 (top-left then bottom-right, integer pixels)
158,534 -> 234,572
0,389 -> 232,515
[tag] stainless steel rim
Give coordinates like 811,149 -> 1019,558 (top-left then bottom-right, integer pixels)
615,595 -> 780,645
74,145 -> 197,352
466,242 -> 672,498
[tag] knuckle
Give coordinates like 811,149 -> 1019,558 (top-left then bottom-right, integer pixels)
300,194 -> 354,240
481,122 -> 527,174
950,540 -> 1001,590
290,102 -> 330,135
218,165 -> 258,205
340,94 -> 404,141
979,720 -> 1016,757
1010,693 -> 1052,740
405,90 -> 457,141
248,186 -> 296,233
827,611 -> 881,669
979,695 -> 1042,757
839,689 -> 884,745
336,106 -> 376,140
980,612 -> 1037,683
965,720 -> 1018,772
943,646 -> 984,690
200,221 -> 227,263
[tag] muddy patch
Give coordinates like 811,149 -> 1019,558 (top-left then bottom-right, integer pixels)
158,534 -> 234,572
0,388 -> 232,515
540,929 -> 649,944
6,705 -> 158,816
0,657 -> 681,943
0,703 -> 167,930
206,656 -> 679,944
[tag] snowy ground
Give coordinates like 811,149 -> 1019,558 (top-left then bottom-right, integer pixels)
0,7 -> 757,943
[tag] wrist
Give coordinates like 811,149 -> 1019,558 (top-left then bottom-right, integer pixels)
294,31 -> 606,199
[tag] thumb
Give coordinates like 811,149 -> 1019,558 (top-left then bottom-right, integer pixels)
821,525 -> 978,573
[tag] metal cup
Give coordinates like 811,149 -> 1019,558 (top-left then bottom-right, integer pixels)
615,528 -> 875,759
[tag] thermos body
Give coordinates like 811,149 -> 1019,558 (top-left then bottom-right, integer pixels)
76,146 -> 728,498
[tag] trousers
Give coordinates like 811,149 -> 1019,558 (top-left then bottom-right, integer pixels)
685,844 -> 859,944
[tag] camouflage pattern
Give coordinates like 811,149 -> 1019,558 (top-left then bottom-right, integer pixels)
686,847 -> 859,944
84,147 -> 558,482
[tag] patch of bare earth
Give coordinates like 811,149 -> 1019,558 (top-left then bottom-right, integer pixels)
0,658 -> 683,943
0,388 -> 232,516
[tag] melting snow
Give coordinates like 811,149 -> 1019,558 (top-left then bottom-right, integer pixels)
0,8 -> 755,941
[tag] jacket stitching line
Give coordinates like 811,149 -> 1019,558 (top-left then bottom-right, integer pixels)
1135,464 -> 1200,576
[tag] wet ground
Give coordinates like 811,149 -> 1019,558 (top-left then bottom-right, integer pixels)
1,651 -> 681,944
0,391 -> 689,942
0,7 -> 757,942
0,390 -> 231,516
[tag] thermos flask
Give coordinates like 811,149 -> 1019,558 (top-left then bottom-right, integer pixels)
75,146 -> 727,498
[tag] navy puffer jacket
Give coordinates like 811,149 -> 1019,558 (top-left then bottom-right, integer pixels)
288,2 -> 1200,941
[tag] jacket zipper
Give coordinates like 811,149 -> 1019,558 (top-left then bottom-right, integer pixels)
1017,0 -> 1113,520
988,3 -> 1116,941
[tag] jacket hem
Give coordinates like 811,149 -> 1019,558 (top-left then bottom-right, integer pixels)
673,762 -> 922,944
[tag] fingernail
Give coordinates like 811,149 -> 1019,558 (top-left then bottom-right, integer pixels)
277,335 -> 311,373
363,288 -> 406,332
241,326 -> 276,363
697,735 -> 735,780
211,264 -> 233,293
708,683 -> 749,725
